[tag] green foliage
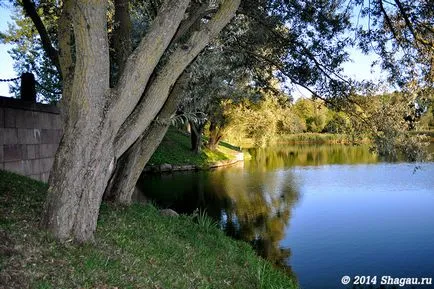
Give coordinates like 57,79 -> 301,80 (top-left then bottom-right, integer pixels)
273,133 -> 350,145
292,98 -> 332,133
345,91 -> 432,161
417,91 -> 434,131
0,170 -> 297,289
220,95 -> 352,146
356,0 -> 433,88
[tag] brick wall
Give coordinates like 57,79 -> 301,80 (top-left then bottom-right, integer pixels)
0,96 -> 62,182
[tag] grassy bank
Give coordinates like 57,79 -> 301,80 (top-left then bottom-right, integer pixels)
0,170 -> 296,289
148,128 -> 245,168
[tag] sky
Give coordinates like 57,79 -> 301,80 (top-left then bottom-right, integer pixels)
0,3 -> 384,99
0,2 -> 16,97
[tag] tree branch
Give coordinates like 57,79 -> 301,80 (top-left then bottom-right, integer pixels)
21,0 -> 61,76
109,0 -> 191,129
393,0 -> 418,41
172,2 -> 212,45
114,0 -> 241,157
379,0 -> 399,42
57,0 -> 75,118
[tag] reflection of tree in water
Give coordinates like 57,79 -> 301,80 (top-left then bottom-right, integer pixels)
206,164 -> 300,277
138,162 -> 300,277
246,144 -> 378,169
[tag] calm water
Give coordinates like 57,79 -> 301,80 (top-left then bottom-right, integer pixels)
137,144 -> 434,289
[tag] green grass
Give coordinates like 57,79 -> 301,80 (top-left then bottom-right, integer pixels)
148,128 -> 243,168
0,170 -> 297,289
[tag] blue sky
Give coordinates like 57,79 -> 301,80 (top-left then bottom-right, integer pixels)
0,3 -> 15,97
0,3 -> 384,99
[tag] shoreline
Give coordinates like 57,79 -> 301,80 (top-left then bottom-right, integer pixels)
143,151 -> 245,173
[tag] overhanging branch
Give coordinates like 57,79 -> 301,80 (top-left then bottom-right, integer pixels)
21,0 -> 61,77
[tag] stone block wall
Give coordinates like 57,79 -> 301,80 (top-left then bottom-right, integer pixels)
0,96 -> 62,182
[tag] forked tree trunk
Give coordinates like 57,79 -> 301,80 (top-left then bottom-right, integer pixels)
104,75 -> 187,204
42,0 -> 191,242
104,125 -> 168,204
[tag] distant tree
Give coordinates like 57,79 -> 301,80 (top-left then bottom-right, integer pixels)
346,91 -> 431,161
324,111 -> 350,134
292,98 -> 330,133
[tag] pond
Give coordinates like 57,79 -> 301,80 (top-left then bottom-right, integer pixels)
137,144 -> 434,289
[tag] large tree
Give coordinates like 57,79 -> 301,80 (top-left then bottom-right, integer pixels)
12,0 -> 241,242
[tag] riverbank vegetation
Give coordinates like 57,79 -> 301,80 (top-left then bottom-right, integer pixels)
199,91 -> 433,161
0,170 -> 297,289
147,128 -> 244,168
164,87 -> 433,161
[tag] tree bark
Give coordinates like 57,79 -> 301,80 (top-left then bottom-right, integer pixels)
109,0 -> 191,129
42,0 -> 113,242
114,0 -> 242,157
104,73 -> 187,204
57,0 -> 74,120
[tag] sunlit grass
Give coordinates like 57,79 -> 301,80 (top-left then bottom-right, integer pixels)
149,127 -> 243,168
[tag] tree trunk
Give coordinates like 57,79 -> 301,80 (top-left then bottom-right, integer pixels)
104,74 -> 187,204
43,128 -> 115,242
104,124 -> 168,204
42,1 -> 113,242
190,120 -> 204,154
40,0 -> 240,242
207,121 -> 223,150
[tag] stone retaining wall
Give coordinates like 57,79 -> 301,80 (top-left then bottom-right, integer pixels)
143,152 -> 245,173
0,96 -> 62,182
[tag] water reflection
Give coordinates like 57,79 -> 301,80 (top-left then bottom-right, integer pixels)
137,161 -> 300,275
245,144 -> 379,170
